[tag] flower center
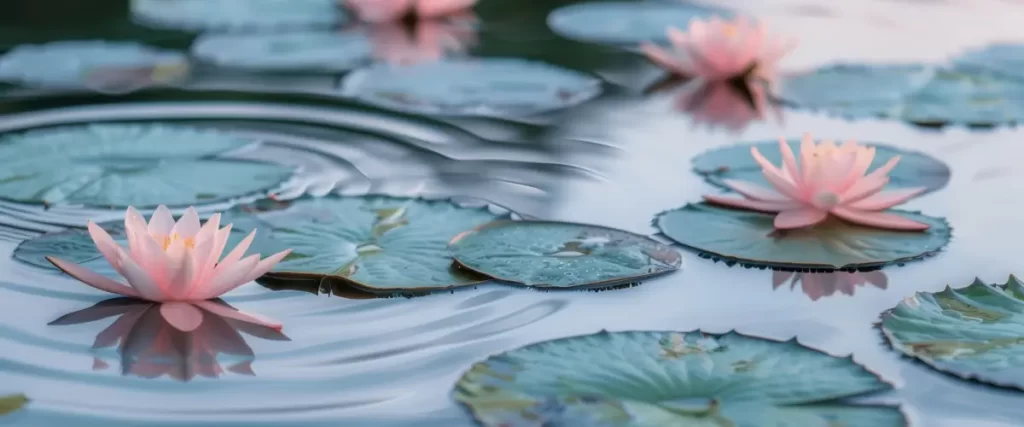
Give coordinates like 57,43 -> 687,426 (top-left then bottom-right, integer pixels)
161,233 -> 195,251
813,191 -> 840,209
723,24 -> 737,37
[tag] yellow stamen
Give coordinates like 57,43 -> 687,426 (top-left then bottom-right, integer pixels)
160,233 -> 196,251
723,24 -> 737,37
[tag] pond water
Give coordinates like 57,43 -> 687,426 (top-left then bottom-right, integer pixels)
3,0 -> 1024,426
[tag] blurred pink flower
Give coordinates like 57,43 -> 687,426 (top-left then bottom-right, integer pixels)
703,134 -> 930,231
345,0 -> 478,23
50,298 -> 289,381
366,13 -> 478,65
641,16 -> 795,83
773,270 -> 888,301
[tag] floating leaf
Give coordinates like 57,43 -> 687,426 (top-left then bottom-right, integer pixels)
900,69 -> 1024,126
0,40 -> 188,91
191,30 -> 373,72
221,196 -> 501,293
0,394 -> 28,416
953,43 -> 1024,81
448,220 -> 681,289
339,58 -> 603,116
0,123 -> 294,208
131,0 -> 346,31
654,203 -> 950,271
546,2 -> 731,46
881,276 -> 1024,390
454,330 -> 905,426
693,139 -> 950,196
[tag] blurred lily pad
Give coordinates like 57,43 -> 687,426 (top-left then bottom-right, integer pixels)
881,276 -> 1024,390
191,30 -> 373,72
546,1 -> 731,46
448,220 -> 681,289
953,43 -> 1024,81
0,394 -> 28,415
693,139 -> 950,196
654,203 -> 950,271
0,124 -> 294,208
454,330 -> 906,426
779,63 -> 1024,126
131,0 -> 346,32
222,196 -> 502,293
339,58 -> 603,116
0,40 -> 188,92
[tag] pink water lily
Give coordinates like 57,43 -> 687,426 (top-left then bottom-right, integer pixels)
367,14 -> 478,65
345,0 -> 477,23
46,206 -> 292,310
702,134 -> 930,231
641,16 -> 795,83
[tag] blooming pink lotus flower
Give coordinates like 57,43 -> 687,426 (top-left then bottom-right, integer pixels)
640,16 -> 795,83
345,0 -> 477,23
703,134 -> 930,231
46,206 -> 292,312
366,14 -> 478,65
773,270 -> 888,301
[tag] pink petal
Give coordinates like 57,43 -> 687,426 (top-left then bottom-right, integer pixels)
777,137 -> 801,186
164,240 -> 196,300
125,206 -> 148,236
830,207 -> 931,231
87,221 -> 123,269
240,249 -> 293,285
839,176 -> 888,205
772,271 -> 794,289
347,0 -> 411,22
864,156 -> 901,181
194,213 -> 221,246
159,302 -> 204,332
217,229 -> 256,271
640,43 -> 691,76
191,225 -> 233,293
115,254 -> 168,301
415,0 -> 476,18
171,207 -> 201,239
847,187 -> 927,211
721,179 -> 789,202
774,208 -> 828,229
147,205 -> 175,237
862,271 -> 889,289
703,194 -> 799,212
196,255 -> 261,300
188,238 -> 216,294
798,133 -> 816,184
194,300 -> 283,330
46,256 -> 140,298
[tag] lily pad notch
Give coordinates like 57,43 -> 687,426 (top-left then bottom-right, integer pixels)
448,220 -> 682,291
880,275 -> 1024,390
653,203 -> 951,272
454,329 -> 907,427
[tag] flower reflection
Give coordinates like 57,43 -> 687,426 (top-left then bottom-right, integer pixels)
365,13 -> 478,66
772,271 -> 888,301
50,298 -> 289,381
673,80 -> 778,133
345,0 -> 477,23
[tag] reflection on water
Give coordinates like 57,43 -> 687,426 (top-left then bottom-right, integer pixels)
2,0 -> 1024,426
49,299 -> 290,382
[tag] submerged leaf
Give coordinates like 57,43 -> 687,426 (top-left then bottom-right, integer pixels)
0,124 -> 294,208
454,330 -> 905,426
881,276 -> 1024,390
654,203 -> 951,271
449,220 -> 681,289
0,394 -> 28,416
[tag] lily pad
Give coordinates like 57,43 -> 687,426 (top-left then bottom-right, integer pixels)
220,196 -> 502,293
546,2 -> 731,46
900,68 -> 1024,126
880,276 -> 1024,390
454,330 -> 906,427
0,394 -> 28,416
339,58 -> 603,116
693,139 -> 950,196
448,220 -> 681,289
953,43 -> 1024,81
654,203 -> 951,271
131,0 -> 346,32
0,40 -> 188,92
191,30 -> 373,72
0,123 -> 295,208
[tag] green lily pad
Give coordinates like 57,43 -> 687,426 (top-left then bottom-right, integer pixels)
654,203 -> 951,271
693,140 -> 950,197
880,276 -> 1024,390
454,330 -> 906,427
0,123 -> 294,208
448,220 -> 681,289
221,196 -> 502,293
0,394 -> 28,416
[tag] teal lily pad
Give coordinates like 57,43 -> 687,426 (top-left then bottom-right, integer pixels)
0,123 -> 295,208
0,40 -> 188,92
220,196 -> 502,293
339,58 -> 603,116
900,68 -> 1024,126
693,140 -> 950,196
454,330 -> 906,427
881,276 -> 1024,390
546,2 -> 731,46
448,220 -> 681,289
131,0 -> 346,32
191,30 -> 372,72
0,394 -> 28,416
953,43 -> 1024,81
654,203 -> 951,271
